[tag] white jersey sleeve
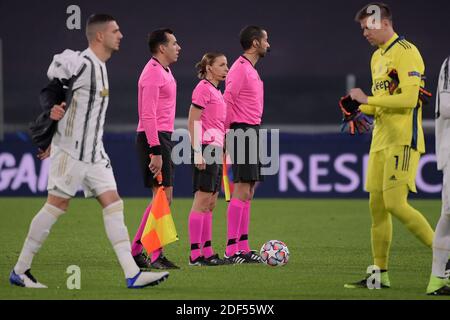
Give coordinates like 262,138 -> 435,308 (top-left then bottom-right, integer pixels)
47,49 -> 86,82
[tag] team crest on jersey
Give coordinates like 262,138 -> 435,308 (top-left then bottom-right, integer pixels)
373,61 -> 389,78
100,88 -> 109,97
378,64 -> 384,74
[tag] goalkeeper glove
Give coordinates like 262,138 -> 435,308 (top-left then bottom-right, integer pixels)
339,95 -> 373,136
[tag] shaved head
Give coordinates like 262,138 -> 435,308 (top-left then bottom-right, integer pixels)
85,14 -> 116,42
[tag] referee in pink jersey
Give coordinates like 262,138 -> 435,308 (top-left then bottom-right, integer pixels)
187,52 -> 229,266
132,28 -> 181,270
223,26 -> 270,263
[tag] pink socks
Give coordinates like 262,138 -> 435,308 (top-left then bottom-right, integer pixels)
131,203 -> 152,257
131,203 -> 163,262
189,211 -> 204,261
201,212 -> 214,258
225,198 -> 245,257
238,200 -> 251,253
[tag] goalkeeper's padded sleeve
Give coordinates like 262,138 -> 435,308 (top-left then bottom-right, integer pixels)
368,85 -> 420,109
359,104 -> 376,116
388,69 -> 432,105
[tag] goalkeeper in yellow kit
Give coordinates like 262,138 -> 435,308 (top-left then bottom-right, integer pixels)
344,3 -> 434,289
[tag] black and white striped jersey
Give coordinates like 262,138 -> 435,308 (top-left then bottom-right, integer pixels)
48,48 -> 110,163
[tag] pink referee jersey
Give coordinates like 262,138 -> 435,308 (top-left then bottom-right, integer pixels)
223,55 -> 264,127
137,57 -> 177,148
192,80 -> 226,148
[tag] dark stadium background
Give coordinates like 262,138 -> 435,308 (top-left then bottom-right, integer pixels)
0,0 -> 448,198
1,0 -> 449,128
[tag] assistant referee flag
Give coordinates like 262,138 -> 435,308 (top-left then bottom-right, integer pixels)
141,187 -> 178,253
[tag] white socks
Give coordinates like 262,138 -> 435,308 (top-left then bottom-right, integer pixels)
432,213 -> 450,278
102,200 -> 140,279
14,203 -> 66,274
15,200 -> 141,280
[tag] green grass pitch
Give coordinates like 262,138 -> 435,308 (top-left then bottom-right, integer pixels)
0,197 -> 448,300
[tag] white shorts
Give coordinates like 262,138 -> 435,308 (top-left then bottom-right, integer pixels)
47,146 -> 117,199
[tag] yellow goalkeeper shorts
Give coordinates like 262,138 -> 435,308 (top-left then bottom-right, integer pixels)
365,145 -> 420,193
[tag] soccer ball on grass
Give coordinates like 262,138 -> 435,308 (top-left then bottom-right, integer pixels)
260,240 -> 290,267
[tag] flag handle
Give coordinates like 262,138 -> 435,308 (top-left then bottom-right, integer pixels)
223,153 -> 231,202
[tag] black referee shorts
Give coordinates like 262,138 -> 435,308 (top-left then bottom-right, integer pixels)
136,131 -> 175,188
229,123 -> 264,183
192,144 -> 223,194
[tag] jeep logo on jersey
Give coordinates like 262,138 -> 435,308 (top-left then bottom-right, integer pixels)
373,79 -> 391,92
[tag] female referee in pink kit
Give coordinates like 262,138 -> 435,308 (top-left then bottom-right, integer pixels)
187,52 -> 229,266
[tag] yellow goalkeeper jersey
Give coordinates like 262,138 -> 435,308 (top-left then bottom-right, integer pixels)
360,33 -> 426,154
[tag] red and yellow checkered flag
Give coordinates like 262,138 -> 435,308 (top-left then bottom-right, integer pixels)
140,176 -> 178,253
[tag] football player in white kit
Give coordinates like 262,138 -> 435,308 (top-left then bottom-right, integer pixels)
9,14 -> 169,289
427,56 -> 450,295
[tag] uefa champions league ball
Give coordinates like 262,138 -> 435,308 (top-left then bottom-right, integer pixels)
260,240 -> 290,267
